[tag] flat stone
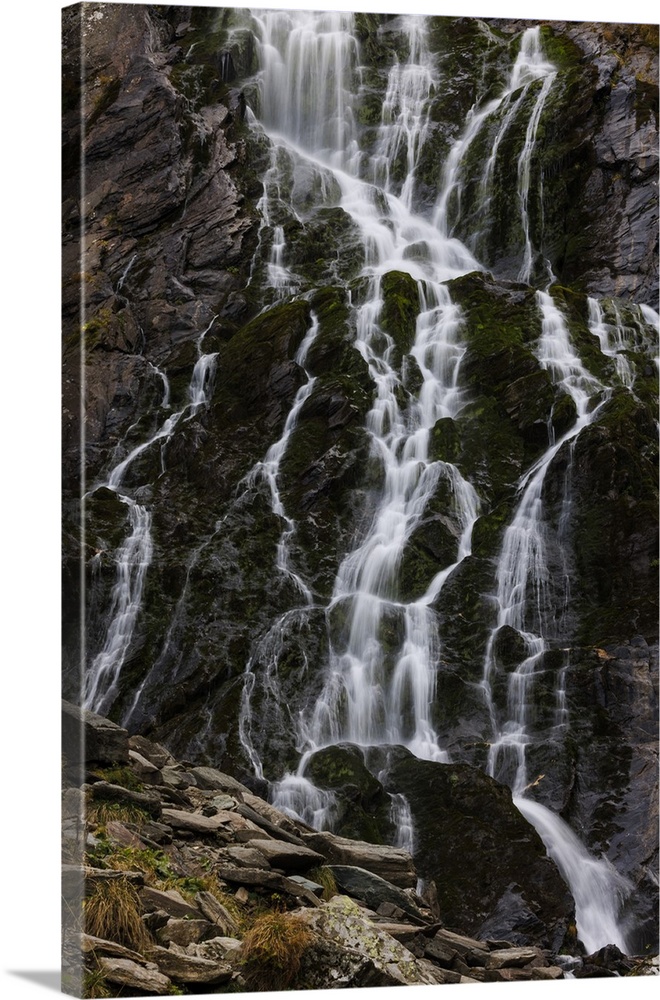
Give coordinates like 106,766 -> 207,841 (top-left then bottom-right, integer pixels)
302,831 -> 416,889
248,839 -> 325,872
431,928 -> 490,964
140,886 -> 201,920
161,808 -> 227,833
288,874 -> 326,896
81,934 -> 145,962
219,845 -> 271,869
105,820 -> 145,849
195,890 -> 240,935
486,967 -> 535,982
235,887 -> 249,904
128,734 -> 173,768
531,966 -> 564,980
157,918 -> 213,947
215,866 -> 322,907
98,956 -> 171,994
129,748 -> 162,783
487,946 -> 543,969
146,945 -> 232,984
210,793 -> 238,811
161,766 -> 197,789
189,766 -> 251,795
89,780 -> 162,818
328,865 -> 427,924
242,791 -> 302,834
189,936 -> 242,961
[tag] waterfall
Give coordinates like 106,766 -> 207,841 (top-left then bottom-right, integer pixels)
85,316 -> 220,716
480,291 -> 635,951
243,12 -> 483,822
78,10 -> 658,962
435,24 -> 556,281
235,23 -> 647,952
246,313 -> 321,603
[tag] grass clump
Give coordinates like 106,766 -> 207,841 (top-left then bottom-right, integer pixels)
240,911 -> 314,991
86,800 -> 150,828
84,877 -> 149,952
308,866 -> 338,901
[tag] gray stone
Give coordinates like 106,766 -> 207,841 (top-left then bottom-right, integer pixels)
89,780 -> 162,818
81,934 -> 145,962
189,766 -> 251,795
189,936 -> 243,961
161,807 -> 228,834
295,895 -> 444,986
147,945 -> 232,984
98,956 -> 171,994
129,748 -> 162,783
62,699 -> 129,766
219,845 -> 271,868
302,830 -> 416,888
328,865 -> 427,923
531,967 -> 564,980
157,918 -> 213,947
195,890 -> 240,935
247,838 -> 325,872
161,766 -> 197,789
139,886 -> 201,920
128,734 -> 174,768
487,946 -> 543,969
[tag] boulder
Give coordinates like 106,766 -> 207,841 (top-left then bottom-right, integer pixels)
327,865 -> 427,923
62,699 -> 128,766
383,755 -> 575,950
294,895 -> 443,986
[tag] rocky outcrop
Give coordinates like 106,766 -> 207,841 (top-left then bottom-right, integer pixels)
64,700 -> 660,996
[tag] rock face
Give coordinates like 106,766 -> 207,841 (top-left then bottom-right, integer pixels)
62,5 -> 658,978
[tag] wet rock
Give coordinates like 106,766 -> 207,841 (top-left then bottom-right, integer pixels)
383,755 -> 575,950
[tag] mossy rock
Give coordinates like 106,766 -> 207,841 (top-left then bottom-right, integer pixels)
307,744 -> 395,844
379,271 -> 420,364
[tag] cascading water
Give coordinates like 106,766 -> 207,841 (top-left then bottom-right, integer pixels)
85,317 -> 220,715
480,290 -> 638,952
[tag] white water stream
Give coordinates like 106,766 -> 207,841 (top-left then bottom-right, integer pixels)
85,317 -> 219,714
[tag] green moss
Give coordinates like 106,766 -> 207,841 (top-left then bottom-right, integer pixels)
379,271 -> 420,363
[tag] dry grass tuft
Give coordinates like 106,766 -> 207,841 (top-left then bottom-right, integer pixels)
240,911 -> 314,990
308,866 -> 338,901
84,877 -> 149,952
